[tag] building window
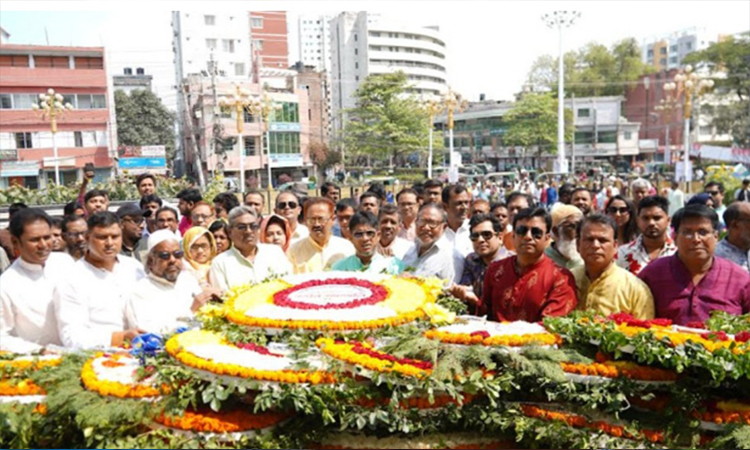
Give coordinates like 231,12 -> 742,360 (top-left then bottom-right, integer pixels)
268,132 -> 300,155
647,49 -> 654,57
354,48 -> 358,55
253,40 -> 264,51
124,67 -> 133,75
74,131 -> 83,147
244,137 -> 256,156
0,94 -> 11,109
223,39 -> 235,53
252,17 -> 263,28
577,108 -> 590,118
243,109 -> 254,123
11,94 -> 35,109
270,102 -> 299,123
206,39 -> 217,49
670,45 -> 678,53
234,63 -> 245,76
204,15 -> 215,25
699,125 -> 712,135
15,132 -> 33,149
669,56 -> 678,64
63,95 -> 75,107
598,131 -> 617,144
355,76 -> 359,81
355,62 -> 358,69
624,131 -> 632,140
686,42 -> 692,50
660,47 -> 667,55
659,58 -> 667,66
354,34 -> 358,41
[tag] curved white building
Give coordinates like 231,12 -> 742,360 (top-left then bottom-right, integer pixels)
330,12 -> 449,130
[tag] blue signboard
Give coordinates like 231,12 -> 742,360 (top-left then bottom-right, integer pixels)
269,122 -> 301,132
119,157 -> 166,169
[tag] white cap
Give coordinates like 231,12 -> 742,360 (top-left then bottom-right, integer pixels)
147,229 -> 180,252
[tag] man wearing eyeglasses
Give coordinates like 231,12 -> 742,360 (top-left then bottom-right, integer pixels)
482,207 -> 578,322
116,204 -> 146,258
450,214 -> 512,315
126,230 -> 220,334
288,197 -> 355,273
210,206 -> 291,291
275,192 -> 309,245
401,203 -> 464,283
639,205 -> 750,325
54,212 -> 146,349
545,205 -> 584,271
332,211 -> 404,275
61,214 -> 88,261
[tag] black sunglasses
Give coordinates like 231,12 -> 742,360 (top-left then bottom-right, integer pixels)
515,225 -> 545,240
607,206 -> 629,215
156,250 -> 184,261
352,230 -> 377,240
277,201 -> 298,210
469,231 -> 496,241
705,191 -> 720,196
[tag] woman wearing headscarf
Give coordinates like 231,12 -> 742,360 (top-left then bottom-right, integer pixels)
182,226 -> 218,288
260,214 -> 293,253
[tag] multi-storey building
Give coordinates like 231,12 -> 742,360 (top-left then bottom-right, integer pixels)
298,15 -> 333,73
249,11 -> 289,69
113,67 -> 153,94
330,12 -> 449,132
293,63 -> 330,146
642,27 -> 711,71
0,43 -> 114,188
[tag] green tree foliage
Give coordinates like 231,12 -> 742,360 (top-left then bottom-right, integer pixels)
683,33 -> 750,147
526,38 -> 653,97
114,89 -> 176,160
339,72 -> 431,168
502,93 -> 574,155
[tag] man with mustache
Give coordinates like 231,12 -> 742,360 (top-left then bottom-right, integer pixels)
402,203 -> 464,283
640,205 -> 750,325
376,204 -> 412,260
61,214 -> 88,261
288,197 -> 354,273
54,212 -> 146,348
572,214 -> 655,319
332,211 -> 404,275
545,205 -> 584,271
482,207 -> 578,322
1,208 -> 72,353
442,184 -> 474,257
617,196 -> 676,275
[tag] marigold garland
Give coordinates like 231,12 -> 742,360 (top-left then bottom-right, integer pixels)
316,338 -> 433,378
166,330 -> 336,385
155,409 -> 291,433
81,354 -> 165,399
0,379 -> 45,396
424,329 -> 561,347
0,355 -> 61,370
560,360 -> 677,382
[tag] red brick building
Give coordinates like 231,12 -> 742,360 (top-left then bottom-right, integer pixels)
0,43 -> 113,188
250,12 -> 289,69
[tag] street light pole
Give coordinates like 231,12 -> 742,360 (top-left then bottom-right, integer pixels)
443,88 -> 467,183
218,85 -> 252,192
543,10 -> 581,174
32,89 -> 74,185
420,96 -> 445,179
248,92 -> 281,197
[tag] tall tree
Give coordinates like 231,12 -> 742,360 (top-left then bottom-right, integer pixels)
114,90 -> 176,159
503,93 -> 574,158
339,72 -> 431,168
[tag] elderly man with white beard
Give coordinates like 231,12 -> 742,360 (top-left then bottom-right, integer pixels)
544,204 -> 584,271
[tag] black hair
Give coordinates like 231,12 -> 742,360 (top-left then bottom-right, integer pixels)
244,188 -> 265,203
469,213 -> 502,233
359,191 -> 380,204
423,179 -> 443,190
571,187 -> 592,198
396,187 -> 419,202
61,214 -> 86,233
135,173 -> 156,188
86,211 -> 120,230
63,201 -> 83,216
275,190 -> 299,207
348,211 -> 379,231
336,198 -> 358,213
637,196 -> 669,216
50,217 -> 62,229
672,204 -> 719,233
490,201 -> 507,212
176,188 -> 202,204
9,208 -> 52,239
441,183 -> 468,204
506,191 -> 535,208
577,213 -> 618,240
208,219 -> 230,235
558,183 -> 575,197
139,194 -> 163,209
213,192 -> 240,213
705,181 -> 725,194
605,195 -> 638,243
512,207 -> 552,233
411,182 -> 425,197
366,182 -> 385,201
378,203 -> 399,220
84,189 -> 108,203
320,182 -> 340,197
155,206 -> 178,221
9,203 -> 28,218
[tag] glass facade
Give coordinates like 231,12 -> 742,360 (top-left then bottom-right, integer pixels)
269,102 -> 299,123
268,132 -> 300,155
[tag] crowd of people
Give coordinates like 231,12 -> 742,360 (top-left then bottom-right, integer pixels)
2,171 -> 750,354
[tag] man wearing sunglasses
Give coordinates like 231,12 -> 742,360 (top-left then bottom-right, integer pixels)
126,230 -> 220,334
704,181 -> 727,226
54,212 -> 146,349
482,207 -> 578,322
210,206 -> 291,292
288,197 -> 354,273
450,214 -> 512,315
116,204 -> 145,259
275,191 -> 308,245
332,211 -> 404,275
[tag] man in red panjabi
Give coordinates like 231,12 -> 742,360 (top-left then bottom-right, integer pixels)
482,206 -> 578,322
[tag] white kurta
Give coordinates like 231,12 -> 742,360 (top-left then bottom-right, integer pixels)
0,253 -> 72,353
209,244 -> 292,291
443,219 -> 474,257
54,257 -> 145,349
126,273 -> 201,335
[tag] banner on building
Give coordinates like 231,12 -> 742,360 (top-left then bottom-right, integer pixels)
119,157 -> 167,169
692,144 -> 750,164
269,153 -> 304,168
118,145 -> 166,158
269,122 -> 301,132
0,161 -> 40,177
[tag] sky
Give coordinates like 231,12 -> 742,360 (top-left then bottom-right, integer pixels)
1,0 -> 748,110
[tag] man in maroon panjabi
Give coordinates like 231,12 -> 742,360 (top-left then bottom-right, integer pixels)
639,205 -> 750,325
482,207 -> 578,322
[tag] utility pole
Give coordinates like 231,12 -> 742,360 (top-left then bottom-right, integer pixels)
210,50 -> 219,183
182,82 -> 206,189
571,93 -> 576,174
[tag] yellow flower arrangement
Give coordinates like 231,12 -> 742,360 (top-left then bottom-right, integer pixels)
0,355 -> 61,370
316,338 -> 433,379
166,330 -> 336,385
81,353 -> 164,399
615,324 -> 748,354
421,303 -> 456,325
0,379 -> 45,396
424,329 -> 561,347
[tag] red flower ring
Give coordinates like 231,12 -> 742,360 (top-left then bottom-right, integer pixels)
273,278 -> 389,310
344,341 -> 434,371
236,342 -> 285,358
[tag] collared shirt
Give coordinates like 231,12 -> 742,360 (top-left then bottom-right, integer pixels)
126,273 -> 202,334
0,253 -> 72,353
289,223 -> 310,246
331,253 -> 405,275
667,188 -> 685,217
716,205 -> 728,225
376,236 -> 413,260
616,235 -> 677,275
54,257 -> 146,348
332,220 -> 343,238
443,219 -> 474,257
120,239 -> 141,258
459,247 -> 513,314
715,238 -> 750,273
402,236 -> 465,283
572,262 -> 655,320
0,247 -> 9,273
482,255 -> 578,322
209,244 -> 291,291
289,236 -> 355,274
639,254 -> 750,325
544,244 -> 584,272
397,221 -> 417,241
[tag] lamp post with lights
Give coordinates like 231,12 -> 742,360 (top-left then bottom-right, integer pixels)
31,88 -> 74,185
218,85 -> 254,192
247,92 -> 281,194
443,88 -> 468,183
419,95 -> 446,179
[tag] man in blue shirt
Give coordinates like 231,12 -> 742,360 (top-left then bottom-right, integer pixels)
332,211 -> 405,275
